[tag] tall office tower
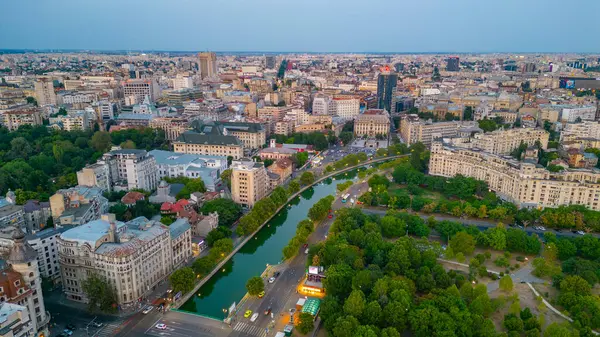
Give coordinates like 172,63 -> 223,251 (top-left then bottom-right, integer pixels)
34,78 -> 57,106
198,52 -> 218,79
446,57 -> 460,72
376,66 -> 397,112
265,55 -> 277,69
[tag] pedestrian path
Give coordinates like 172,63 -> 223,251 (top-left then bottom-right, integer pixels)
233,321 -> 267,337
93,318 -> 126,337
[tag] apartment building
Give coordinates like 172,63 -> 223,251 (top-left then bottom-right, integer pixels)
98,101 -> 115,121
191,121 -> 266,149
34,78 -> 56,106
354,109 -> 390,137
172,74 -> 194,91
149,117 -> 190,141
539,104 -> 596,123
57,215 -> 188,305
49,186 -> 108,226
62,110 -> 93,131
122,78 -> 160,104
149,150 -> 226,191
198,52 -> 218,79
399,114 -> 479,147
429,141 -> 600,211
231,159 -> 269,208
2,109 -> 43,131
0,226 -> 68,284
100,149 -> 159,191
258,107 -> 291,122
275,121 -> 293,136
469,128 -> 549,155
561,121 -> 600,142
0,194 -> 25,232
57,91 -> 98,105
22,200 -> 51,233
173,132 -> 244,159
0,302 -> 34,337
312,95 -> 333,115
0,228 -> 49,336
332,97 -> 360,120
76,163 -> 111,192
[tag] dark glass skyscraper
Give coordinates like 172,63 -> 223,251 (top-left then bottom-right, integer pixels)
446,57 -> 460,72
377,66 -> 397,112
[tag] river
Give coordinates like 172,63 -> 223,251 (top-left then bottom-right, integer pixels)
179,168 -> 362,318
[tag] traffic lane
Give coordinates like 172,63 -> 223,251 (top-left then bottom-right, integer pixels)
361,208 -> 596,239
144,311 -> 228,337
115,310 -> 163,337
45,302 -> 109,337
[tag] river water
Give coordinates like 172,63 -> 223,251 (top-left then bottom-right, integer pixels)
179,168 -> 361,318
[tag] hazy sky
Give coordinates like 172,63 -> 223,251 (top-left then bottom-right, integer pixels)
2,0 -> 599,53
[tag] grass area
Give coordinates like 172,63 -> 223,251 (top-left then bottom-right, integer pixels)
388,183 -> 445,201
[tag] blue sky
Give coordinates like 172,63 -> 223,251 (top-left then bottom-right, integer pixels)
1,0 -> 599,53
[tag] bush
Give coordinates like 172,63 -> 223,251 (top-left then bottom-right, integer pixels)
491,274 -> 499,280
495,256 -> 510,268
514,263 -> 520,269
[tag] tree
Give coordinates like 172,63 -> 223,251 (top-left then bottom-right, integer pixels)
560,275 -> 591,296
450,232 -> 476,255
245,276 -> 265,296
288,180 -> 301,194
544,323 -> 578,337
26,96 -> 38,106
120,140 -> 136,149
343,289 -> 366,317
81,274 -> 117,313
169,267 -> 195,294
205,226 -> 232,247
339,131 -> 353,145
201,199 -> 242,227
220,169 -> 232,188
160,216 -> 174,226
297,312 -> 315,334
299,171 -> 315,186
499,275 -> 514,292
91,131 -> 112,152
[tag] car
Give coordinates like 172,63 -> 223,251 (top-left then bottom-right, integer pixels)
576,231 -> 585,235
142,306 -> 154,314
539,226 -> 546,231
92,322 -> 103,328
304,248 -> 309,254
302,243 -> 308,248
328,214 -> 333,219
66,324 -> 76,331
155,323 -> 167,330
63,330 -> 73,336
244,310 -> 253,318
265,307 -> 272,315
258,291 -> 265,298
268,276 -> 276,283
250,313 -> 259,322
274,271 -> 281,278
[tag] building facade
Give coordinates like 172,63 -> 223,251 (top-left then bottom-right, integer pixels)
399,114 -> 479,147
149,117 -> 190,141
354,109 -> 390,137
469,128 -> 549,155
230,159 -> 269,208
57,215 -> 180,306
49,186 -> 108,225
173,132 -> 244,159
122,78 -> 160,104
429,141 -> 600,211
376,67 -> 397,112
100,149 -> 159,191
198,52 -> 218,79
34,78 -> 56,106
2,109 -> 43,131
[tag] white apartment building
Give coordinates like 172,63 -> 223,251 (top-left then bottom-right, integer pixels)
332,97 -> 360,120
312,95 -> 333,115
57,215 -> 185,305
430,141 -> 600,211
0,302 -> 34,337
98,101 -> 115,121
173,74 -> 194,91
34,78 -> 56,106
0,229 -> 50,336
399,114 -> 479,147
62,110 -> 93,131
100,149 -> 159,191
149,150 -> 226,191
540,104 -> 596,123
231,159 -> 269,208
469,128 -> 549,155
57,91 -> 98,105
122,78 -> 160,104
169,218 -> 192,269
561,121 -> 600,142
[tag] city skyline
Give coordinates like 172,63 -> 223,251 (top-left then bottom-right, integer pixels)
2,0 -> 600,53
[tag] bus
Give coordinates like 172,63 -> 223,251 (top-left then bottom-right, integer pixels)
341,193 -> 350,203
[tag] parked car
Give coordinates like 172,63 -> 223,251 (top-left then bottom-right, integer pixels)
66,324 -> 76,331
155,323 -> 167,330
63,330 -> 73,336
576,231 -> 585,235
92,322 -> 103,328
268,277 -> 276,283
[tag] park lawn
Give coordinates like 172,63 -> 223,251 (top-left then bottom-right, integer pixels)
387,183 -> 445,201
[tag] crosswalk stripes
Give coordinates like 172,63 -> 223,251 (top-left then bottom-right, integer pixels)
233,322 -> 267,337
93,318 -> 125,337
